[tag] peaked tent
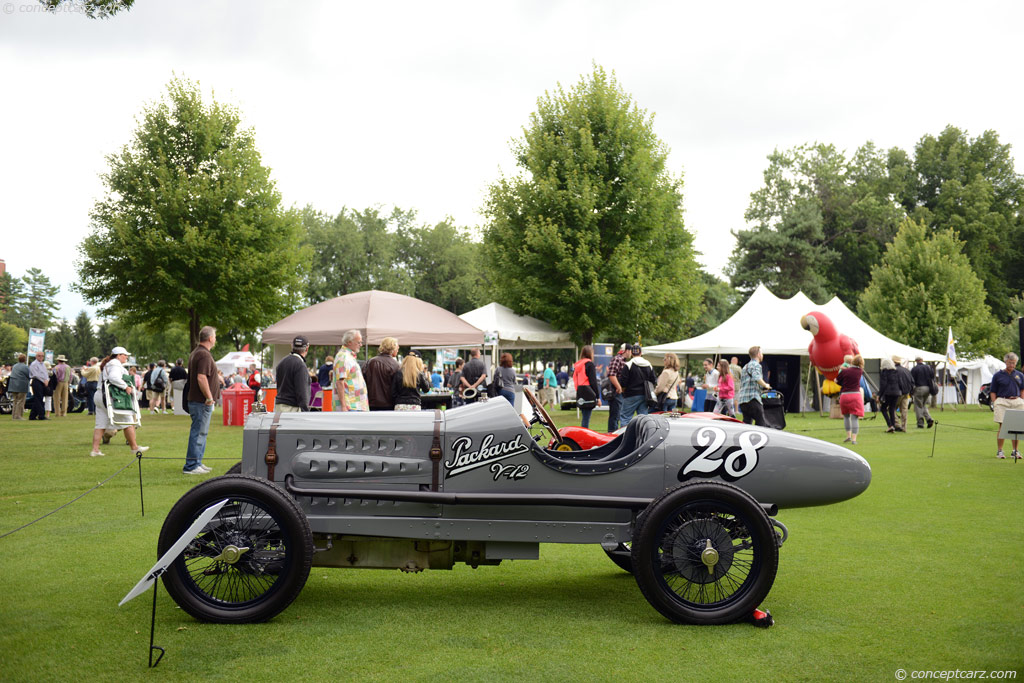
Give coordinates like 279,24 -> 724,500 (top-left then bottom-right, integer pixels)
644,284 -> 943,362
261,291 -> 484,365
458,302 -> 575,350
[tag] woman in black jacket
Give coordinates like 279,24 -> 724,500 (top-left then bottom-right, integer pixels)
391,353 -> 431,411
878,357 -> 902,433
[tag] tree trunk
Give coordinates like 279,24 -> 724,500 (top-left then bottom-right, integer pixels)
188,310 -> 200,350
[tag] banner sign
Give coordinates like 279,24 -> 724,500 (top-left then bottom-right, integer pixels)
484,330 -> 499,346
27,328 -> 45,354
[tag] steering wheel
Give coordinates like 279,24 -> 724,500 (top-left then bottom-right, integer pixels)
522,386 -> 562,447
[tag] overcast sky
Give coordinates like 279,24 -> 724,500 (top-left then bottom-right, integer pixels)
2,0 -> 1022,321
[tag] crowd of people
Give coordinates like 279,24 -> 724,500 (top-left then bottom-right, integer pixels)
6,326 -> 1021,467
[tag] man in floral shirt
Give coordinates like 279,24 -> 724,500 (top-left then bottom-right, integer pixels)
333,329 -> 368,412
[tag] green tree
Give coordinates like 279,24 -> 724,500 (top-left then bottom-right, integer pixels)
897,126 -> 1024,321
76,77 -> 306,348
13,267 -> 61,330
94,320 -> 117,358
685,272 -> 741,336
0,272 -> 24,324
47,318 -> 75,359
998,297 -> 1023,356
71,310 -> 99,363
483,66 -> 703,345
399,219 -> 488,313
301,206 -> 414,304
103,318 -> 191,366
859,219 -> 999,356
0,322 -> 28,363
729,142 -> 903,302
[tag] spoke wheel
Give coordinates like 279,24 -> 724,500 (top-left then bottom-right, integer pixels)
632,481 -> 778,624
158,475 -> 312,623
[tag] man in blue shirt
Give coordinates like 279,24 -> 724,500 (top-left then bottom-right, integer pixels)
990,352 -> 1024,460
541,362 -> 558,408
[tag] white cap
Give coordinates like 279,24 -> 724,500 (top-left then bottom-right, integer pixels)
111,346 -> 130,356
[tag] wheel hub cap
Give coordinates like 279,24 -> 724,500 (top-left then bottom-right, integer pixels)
212,544 -> 250,565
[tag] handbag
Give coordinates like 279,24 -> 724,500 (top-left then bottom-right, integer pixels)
644,380 -> 658,407
576,384 -> 597,410
929,379 -> 938,397
600,377 -> 615,402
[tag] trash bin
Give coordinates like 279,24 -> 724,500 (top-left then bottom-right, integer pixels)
691,388 -> 707,412
222,383 -> 255,426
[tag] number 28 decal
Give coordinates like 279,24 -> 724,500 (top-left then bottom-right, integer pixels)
678,426 -> 768,482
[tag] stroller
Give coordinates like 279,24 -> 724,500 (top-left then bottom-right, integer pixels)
0,376 -> 12,415
760,390 -> 786,430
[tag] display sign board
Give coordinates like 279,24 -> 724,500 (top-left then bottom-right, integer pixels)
27,328 -> 45,354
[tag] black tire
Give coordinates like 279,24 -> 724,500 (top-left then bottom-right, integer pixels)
158,475 -> 313,623
604,543 -> 633,573
225,461 -> 242,475
554,438 -> 582,452
631,481 -> 778,625
0,397 -> 11,415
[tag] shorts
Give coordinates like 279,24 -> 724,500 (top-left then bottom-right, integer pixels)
147,389 -> 161,402
993,396 -> 1024,423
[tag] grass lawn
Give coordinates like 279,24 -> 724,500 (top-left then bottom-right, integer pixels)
1,404 -> 1022,681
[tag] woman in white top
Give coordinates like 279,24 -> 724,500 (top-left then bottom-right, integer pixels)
89,346 -> 149,457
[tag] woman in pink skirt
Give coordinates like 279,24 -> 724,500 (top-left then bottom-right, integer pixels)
836,354 -> 865,445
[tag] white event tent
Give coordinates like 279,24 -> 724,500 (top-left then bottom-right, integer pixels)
458,302 -> 575,350
215,351 -> 259,376
645,284 -> 944,363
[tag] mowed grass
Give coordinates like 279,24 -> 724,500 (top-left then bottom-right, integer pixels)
0,404 -> 1022,682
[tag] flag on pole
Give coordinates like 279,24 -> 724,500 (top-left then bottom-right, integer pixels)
945,327 -> 957,369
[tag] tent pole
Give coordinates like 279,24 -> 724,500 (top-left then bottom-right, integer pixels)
814,367 -> 824,417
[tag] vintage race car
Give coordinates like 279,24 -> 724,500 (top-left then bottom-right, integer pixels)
158,389 -> 870,626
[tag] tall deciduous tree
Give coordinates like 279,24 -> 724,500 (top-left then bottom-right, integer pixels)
483,66 -> 703,345
300,206 -> 415,304
76,77 -> 306,348
896,126 -> 1024,321
399,219 -> 488,313
729,143 -> 903,303
0,322 -> 27,363
859,219 -> 999,356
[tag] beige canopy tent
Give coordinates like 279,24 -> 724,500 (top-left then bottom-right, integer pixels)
261,290 -> 484,363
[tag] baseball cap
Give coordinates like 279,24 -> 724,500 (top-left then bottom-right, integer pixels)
292,335 -> 309,348
631,344 -> 642,355
111,346 -> 130,356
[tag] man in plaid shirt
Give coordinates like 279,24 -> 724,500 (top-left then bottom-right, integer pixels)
606,343 -> 631,431
737,345 -> 771,425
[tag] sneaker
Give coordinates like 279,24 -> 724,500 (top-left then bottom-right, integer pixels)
927,419 -> 934,428
1012,450 -> 1022,461
996,450 -> 1005,459
843,437 -> 852,443
89,450 -> 105,457
183,467 -> 207,475
196,464 -> 212,473
131,445 -> 150,454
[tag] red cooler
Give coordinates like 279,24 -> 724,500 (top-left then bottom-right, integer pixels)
222,383 -> 255,426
